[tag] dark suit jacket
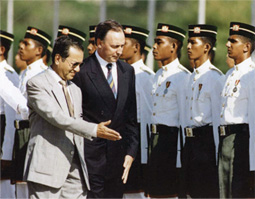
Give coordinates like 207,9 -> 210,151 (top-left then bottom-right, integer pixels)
72,53 -> 139,179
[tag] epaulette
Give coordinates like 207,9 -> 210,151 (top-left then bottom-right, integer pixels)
4,66 -> 14,73
209,66 -> 223,75
249,62 -> 255,69
140,66 -> 154,75
40,63 -> 48,70
178,65 -> 191,74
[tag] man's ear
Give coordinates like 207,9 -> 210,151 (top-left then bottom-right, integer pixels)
0,46 -> 6,56
134,42 -> 140,53
97,38 -> 102,49
170,42 -> 177,53
243,42 -> 251,53
204,43 -> 211,54
54,54 -> 61,65
35,46 -> 43,57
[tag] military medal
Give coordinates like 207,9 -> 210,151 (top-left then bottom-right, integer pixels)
164,81 -> 171,95
233,80 -> 240,93
197,83 -> 203,99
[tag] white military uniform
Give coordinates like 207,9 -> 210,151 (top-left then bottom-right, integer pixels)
151,58 -> 190,167
132,59 -> 154,163
19,58 -> 47,97
0,60 -> 19,199
185,59 -> 225,156
123,59 -> 155,199
220,57 -> 255,170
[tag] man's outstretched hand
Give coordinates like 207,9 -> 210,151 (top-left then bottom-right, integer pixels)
97,120 -> 122,141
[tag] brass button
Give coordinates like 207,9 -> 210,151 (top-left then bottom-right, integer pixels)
191,97 -> 193,100
156,93 -> 159,96
190,117 -> 192,120
154,103 -> 156,106
192,87 -> 194,91
190,107 -> 192,110
220,114 -> 223,118
153,113 -> 156,116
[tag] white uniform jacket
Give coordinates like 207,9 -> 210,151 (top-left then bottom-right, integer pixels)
0,60 -> 19,160
220,57 -> 255,171
132,59 -> 155,163
151,58 -> 191,167
185,59 -> 225,158
19,58 -> 47,98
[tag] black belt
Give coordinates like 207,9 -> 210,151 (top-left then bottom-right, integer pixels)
218,123 -> 249,137
14,120 -> 29,130
184,124 -> 212,138
151,124 -> 178,134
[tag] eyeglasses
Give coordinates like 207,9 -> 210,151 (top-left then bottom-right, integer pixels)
65,58 -> 83,69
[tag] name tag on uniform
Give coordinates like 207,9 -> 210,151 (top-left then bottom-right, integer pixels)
151,124 -> 157,134
220,126 -> 226,136
186,128 -> 194,137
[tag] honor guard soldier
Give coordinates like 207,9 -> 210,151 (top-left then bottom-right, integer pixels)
218,22 -> 255,198
0,30 -> 19,198
146,23 -> 190,198
13,26 -> 51,198
58,25 -> 86,46
87,25 -> 97,56
120,25 -> 154,199
180,24 -> 225,198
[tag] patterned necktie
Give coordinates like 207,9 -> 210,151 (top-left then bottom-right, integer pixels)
59,80 -> 74,117
106,63 -> 117,98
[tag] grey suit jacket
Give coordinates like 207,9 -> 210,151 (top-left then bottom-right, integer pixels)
23,69 -> 97,189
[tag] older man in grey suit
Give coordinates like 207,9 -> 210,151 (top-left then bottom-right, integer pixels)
23,35 -> 121,199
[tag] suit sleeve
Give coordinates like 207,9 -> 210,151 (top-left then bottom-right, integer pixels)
125,69 -> 139,158
27,78 -> 97,139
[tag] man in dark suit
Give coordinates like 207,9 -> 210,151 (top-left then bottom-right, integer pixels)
24,36 -> 121,199
72,20 -> 139,198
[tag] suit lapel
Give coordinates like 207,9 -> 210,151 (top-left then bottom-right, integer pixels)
44,69 -> 69,115
87,54 -> 117,111
112,61 -> 129,120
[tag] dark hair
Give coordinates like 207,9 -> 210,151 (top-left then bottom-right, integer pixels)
0,40 -> 11,59
238,35 -> 255,53
51,35 -> 84,64
33,40 -> 47,58
129,38 -> 146,55
45,49 -> 51,64
200,37 -> 216,57
95,19 -> 123,44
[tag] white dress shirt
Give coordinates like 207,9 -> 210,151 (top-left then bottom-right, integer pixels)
132,59 -> 155,163
185,59 -> 225,157
19,58 -> 47,98
95,51 -> 118,92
